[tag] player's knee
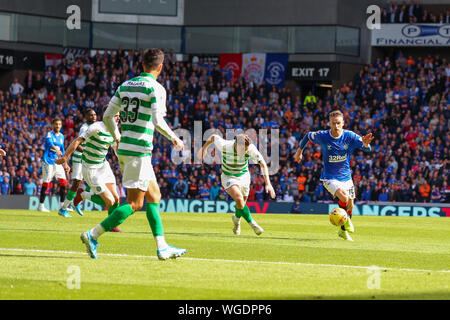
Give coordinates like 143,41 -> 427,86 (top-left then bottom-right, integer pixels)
146,190 -> 161,203
347,201 -> 354,211
234,195 -> 245,209
128,199 -> 144,212
104,197 -> 116,207
336,189 -> 349,203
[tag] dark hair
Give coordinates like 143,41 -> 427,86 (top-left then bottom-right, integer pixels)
52,117 -> 62,124
143,48 -> 164,71
85,108 -> 96,116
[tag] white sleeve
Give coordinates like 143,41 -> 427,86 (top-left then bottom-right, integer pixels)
103,93 -> 121,140
212,135 -> 226,150
78,124 -> 89,138
151,86 -> 177,141
152,85 -> 167,117
247,144 -> 265,163
79,123 -> 96,140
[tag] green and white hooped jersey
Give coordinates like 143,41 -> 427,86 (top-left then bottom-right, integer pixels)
108,73 -> 167,158
78,121 -> 115,168
213,136 -> 264,177
72,123 -> 89,164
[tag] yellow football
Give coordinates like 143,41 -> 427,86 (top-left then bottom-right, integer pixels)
329,207 -> 348,226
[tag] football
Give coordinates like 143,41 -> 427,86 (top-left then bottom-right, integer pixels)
329,207 -> 348,227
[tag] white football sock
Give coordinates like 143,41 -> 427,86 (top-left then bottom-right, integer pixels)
155,236 -> 168,251
62,199 -> 72,210
90,224 -> 105,240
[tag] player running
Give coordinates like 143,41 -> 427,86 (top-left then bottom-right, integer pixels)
80,48 -> 186,260
294,110 -> 373,241
198,133 -> 276,235
56,107 -> 120,222
38,118 -> 70,216
59,108 -> 97,216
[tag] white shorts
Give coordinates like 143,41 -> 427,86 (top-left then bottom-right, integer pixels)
118,155 -> 156,191
42,161 -> 66,183
221,172 -> 251,197
71,162 -> 83,181
321,179 -> 356,199
82,161 -> 116,195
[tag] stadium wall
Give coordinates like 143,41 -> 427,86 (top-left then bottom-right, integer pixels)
1,196 -> 448,217
0,0 -> 92,20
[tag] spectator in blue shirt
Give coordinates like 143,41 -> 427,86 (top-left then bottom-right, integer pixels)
199,182 -> 210,200
209,181 -> 220,200
378,187 -> 389,202
361,185 -> 372,201
431,186 -> 442,203
172,176 -> 188,198
24,178 -> 37,196
299,191 -> 311,203
1,176 -> 11,195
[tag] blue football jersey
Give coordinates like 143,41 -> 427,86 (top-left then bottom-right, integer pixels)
43,131 -> 65,165
306,129 -> 367,182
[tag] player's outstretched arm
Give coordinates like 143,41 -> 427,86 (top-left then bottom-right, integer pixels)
0,149 -> 6,157
294,148 -> 303,162
103,102 -> 122,145
294,133 -> 311,162
197,135 -> 215,161
152,112 -> 184,151
361,133 -> 374,151
259,159 -> 276,199
55,137 -> 83,165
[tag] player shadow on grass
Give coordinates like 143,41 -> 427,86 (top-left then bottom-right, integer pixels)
0,227 -> 75,233
127,230 -> 330,242
0,253 -> 82,260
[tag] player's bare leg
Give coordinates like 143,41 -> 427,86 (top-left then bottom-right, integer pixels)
62,179 -> 83,214
144,181 -> 186,259
103,183 -> 122,232
334,189 -> 354,240
88,182 -> 184,259
227,186 -> 263,235
82,187 -> 140,259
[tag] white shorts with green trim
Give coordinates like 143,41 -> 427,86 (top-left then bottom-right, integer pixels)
82,161 -> 115,195
321,179 -> 355,199
42,161 -> 66,183
71,162 -> 83,181
221,172 -> 251,197
118,155 -> 156,192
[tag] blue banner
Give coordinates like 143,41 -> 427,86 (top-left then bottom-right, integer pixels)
264,54 -> 288,88
0,195 -> 447,217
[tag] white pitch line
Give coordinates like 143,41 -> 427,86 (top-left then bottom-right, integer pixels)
0,247 -> 449,274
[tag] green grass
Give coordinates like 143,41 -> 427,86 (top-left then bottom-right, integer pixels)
0,209 -> 449,300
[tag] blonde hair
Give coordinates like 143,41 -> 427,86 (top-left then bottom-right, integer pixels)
329,110 -> 344,120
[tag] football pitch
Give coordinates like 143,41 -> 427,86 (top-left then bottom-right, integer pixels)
0,209 -> 449,300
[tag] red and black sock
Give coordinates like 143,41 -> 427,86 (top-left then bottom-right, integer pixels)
58,179 -> 68,203
40,183 -> 49,204
338,199 -> 352,219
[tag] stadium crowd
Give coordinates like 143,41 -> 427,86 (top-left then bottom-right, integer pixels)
381,1 -> 450,24
0,47 -> 449,204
